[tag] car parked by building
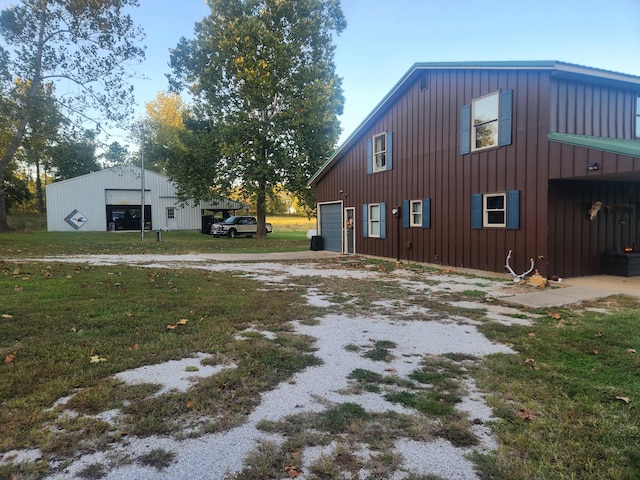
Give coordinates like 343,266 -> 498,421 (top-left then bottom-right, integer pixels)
210,216 -> 273,238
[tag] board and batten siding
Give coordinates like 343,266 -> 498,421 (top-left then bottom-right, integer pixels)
316,68 -> 552,275
549,78 -> 638,139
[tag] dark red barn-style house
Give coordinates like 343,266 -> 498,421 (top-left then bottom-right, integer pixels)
309,61 -> 640,278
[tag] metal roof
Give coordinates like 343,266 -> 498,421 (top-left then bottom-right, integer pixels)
308,61 -> 640,186
547,133 -> 640,158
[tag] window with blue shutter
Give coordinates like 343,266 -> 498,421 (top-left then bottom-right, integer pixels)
473,191 -> 520,229
462,90 -> 513,154
368,132 -> 393,173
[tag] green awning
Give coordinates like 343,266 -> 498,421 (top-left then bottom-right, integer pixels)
548,133 -> 640,158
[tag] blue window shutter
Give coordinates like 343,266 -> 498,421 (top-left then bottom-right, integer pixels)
402,199 -> 409,228
422,198 -> 431,229
362,204 -> 369,237
499,90 -> 513,147
506,190 -> 520,230
460,104 -> 471,155
380,202 -> 386,239
386,132 -> 393,170
472,194 -> 483,229
367,138 -> 373,174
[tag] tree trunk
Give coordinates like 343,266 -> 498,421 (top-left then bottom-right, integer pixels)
0,3 -> 47,231
35,160 -> 45,212
256,184 -> 268,239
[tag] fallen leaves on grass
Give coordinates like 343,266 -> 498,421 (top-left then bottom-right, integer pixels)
626,348 -> 637,354
89,355 -> 107,364
167,319 -> 189,330
4,352 -> 16,364
547,312 -> 562,320
517,408 -> 536,420
2,313 -> 13,319
284,465 -> 302,478
614,396 -> 630,404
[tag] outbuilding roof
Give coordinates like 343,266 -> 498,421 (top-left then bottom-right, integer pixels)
308,61 -> 640,186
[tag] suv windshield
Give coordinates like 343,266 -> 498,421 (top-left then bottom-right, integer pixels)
223,216 -> 239,224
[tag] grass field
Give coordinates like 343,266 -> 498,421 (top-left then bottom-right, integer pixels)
0,215 -> 317,257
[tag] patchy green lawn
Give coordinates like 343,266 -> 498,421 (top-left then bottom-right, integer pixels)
0,249 -> 638,479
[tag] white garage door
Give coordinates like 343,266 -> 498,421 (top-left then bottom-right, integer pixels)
105,190 -> 150,205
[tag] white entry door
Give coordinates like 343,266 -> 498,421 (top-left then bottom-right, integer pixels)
166,207 -> 177,230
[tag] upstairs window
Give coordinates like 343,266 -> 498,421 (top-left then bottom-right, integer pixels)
367,132 -> 393,174
373,133 -> 386,171
460,90 -> 512,154
473,92 -> 499,151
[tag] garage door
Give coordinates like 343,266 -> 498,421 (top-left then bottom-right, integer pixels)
319,203 -> 342,252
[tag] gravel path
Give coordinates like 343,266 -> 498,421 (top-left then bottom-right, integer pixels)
6,255 -> 530,480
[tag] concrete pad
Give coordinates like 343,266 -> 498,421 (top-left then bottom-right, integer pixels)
501,286 -> 610,308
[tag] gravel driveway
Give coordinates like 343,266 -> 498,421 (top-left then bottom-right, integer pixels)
8,255 -> 535,480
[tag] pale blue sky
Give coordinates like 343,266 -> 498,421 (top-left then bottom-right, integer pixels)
2,0 -> 640,145
130,0 -> 640,144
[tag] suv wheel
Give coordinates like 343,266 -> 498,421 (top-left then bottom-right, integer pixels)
228,228 -> 237,239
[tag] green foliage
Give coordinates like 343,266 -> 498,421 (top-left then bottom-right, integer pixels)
167,0 -> 346,228
48,130 -> 101,181
0,0 -> 145,230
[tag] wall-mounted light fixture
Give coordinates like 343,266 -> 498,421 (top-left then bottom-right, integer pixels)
339,189 -> 347,198
586,162 -> 599,171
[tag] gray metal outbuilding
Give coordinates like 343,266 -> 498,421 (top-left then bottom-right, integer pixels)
46,166 -> 245,232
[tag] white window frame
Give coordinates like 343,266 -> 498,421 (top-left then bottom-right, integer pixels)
410,200 -> 422,227
167,207 -> 175,219
483,193 -> 506,227
472,91 -> 500,151
368,203 -> 381,237
372,133 -> 386,172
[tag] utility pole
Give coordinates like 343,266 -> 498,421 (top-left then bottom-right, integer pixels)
140,125 -> 145,243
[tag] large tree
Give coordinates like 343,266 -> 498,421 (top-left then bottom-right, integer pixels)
0,0 -> 145,231
168,0 -> 345,237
